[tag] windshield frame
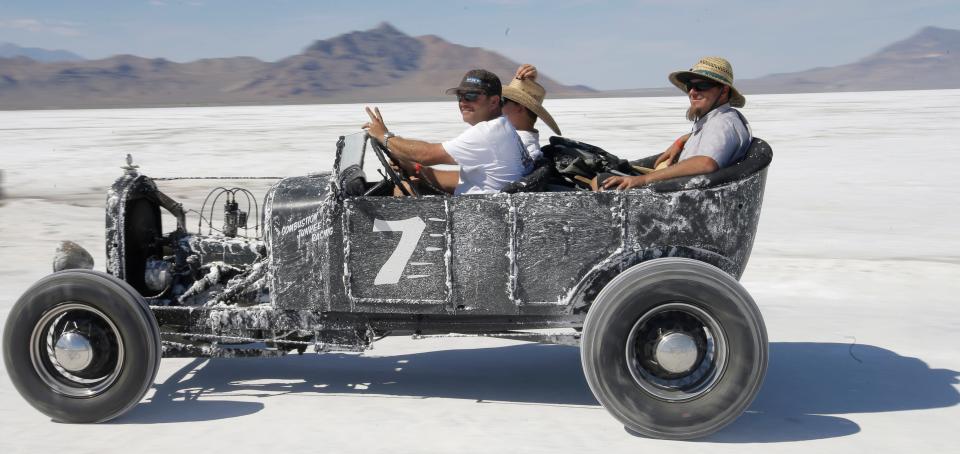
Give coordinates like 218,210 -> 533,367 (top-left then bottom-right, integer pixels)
333,132 -> 370,186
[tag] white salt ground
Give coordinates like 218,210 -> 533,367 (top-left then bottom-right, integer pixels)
0,90 -> 958,453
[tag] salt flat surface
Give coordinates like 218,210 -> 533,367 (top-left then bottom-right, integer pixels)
0,90 -> 958,453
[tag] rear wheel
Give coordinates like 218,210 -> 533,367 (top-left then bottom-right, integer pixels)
2,270 -> 161,423
581,258 -> 767,439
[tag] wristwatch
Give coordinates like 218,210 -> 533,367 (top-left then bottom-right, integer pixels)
383,131 -> 396,148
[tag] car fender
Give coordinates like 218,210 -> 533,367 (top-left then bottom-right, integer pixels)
567,245 -> 739,315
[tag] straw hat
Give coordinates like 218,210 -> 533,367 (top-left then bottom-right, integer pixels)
502,78 -> 561,135
668,57 -> 745,108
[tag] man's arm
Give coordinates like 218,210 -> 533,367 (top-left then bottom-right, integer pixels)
654,133 -> 691,168
392,156 -> 460,194
603,156 -> 718,190
385,136 -> 456,166
363,106 -> 456,165
417,167 -> 460,193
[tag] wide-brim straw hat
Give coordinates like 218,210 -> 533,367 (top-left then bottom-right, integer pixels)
668,56 -> 745,108
502,78 -> 561,135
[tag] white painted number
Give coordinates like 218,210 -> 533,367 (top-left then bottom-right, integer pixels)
373,217 -> 426,285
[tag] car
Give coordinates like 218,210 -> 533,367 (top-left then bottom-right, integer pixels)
3,132 -> 773,439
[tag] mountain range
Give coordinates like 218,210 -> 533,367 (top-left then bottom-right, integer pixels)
0,23 -> 593,110
0,42 -> 84,63
1,24 -> 958,110
740,26 -> 960,94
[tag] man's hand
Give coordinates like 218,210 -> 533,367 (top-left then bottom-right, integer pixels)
654,145 -> 680,169
654,133 -> 691,169
363,106 -> 388,143
515,64 -> 538,81
392,156 -> 415,174
602,175 -> 648,191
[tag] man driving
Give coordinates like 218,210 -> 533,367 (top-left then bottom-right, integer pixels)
363,69 -> 532,195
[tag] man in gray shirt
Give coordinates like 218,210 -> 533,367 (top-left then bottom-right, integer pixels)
604,57 -> 752,190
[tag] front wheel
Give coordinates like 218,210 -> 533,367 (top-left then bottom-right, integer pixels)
581,258 -> 767,440
2,270 -> 161,423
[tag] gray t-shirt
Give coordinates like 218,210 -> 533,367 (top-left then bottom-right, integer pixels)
679,103 -> 752,168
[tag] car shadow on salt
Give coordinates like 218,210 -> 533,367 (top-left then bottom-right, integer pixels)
115,341 -> 958,444
703,342 -> 958,442
112,357 -> 265,424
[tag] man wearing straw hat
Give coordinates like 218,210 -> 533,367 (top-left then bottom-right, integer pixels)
604,56 -> 752,190
502,64 -> 562,161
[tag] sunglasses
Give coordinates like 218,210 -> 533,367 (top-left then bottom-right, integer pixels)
684,80 -> 719,92
456,92 -> 484,102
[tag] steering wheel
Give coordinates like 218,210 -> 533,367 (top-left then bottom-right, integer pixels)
367,134 -> 419,196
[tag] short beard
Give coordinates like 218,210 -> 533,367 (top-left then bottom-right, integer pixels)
686,104 -> 708,122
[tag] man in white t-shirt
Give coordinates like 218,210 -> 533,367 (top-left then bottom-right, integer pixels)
501,64 -> 562,161
363,69 -> 532,195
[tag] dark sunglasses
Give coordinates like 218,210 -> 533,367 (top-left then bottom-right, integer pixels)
456,91 -> 484,102
685,79 -> 719,92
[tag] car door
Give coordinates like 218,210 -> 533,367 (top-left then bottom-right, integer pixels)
344,196 -> 451,313
446,195 -> 517,315
513,191 -> 622,315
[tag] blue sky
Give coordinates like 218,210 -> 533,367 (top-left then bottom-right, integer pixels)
0,0 -> 957,89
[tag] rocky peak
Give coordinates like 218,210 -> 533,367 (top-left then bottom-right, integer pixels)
372,21 -> 402,34
866,26 -> 960,62
303,22 -> 423,70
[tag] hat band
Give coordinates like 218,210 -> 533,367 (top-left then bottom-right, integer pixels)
692,69 -> 732,85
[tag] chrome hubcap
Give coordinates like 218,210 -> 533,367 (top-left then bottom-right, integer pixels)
30,303 -> 124,397
654,332 -> 699,374
54,331 -> 95,372
626,302 -> 728,402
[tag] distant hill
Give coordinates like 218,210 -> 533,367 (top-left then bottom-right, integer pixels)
738,26 -> 960,94
239,25 -> 594,101
0,43 -> 84,62
0,23 -> 594,110
2,24 -> 958,110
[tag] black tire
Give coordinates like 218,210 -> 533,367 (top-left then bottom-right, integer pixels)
581,258 -> 767,440
2,270 -> 161,423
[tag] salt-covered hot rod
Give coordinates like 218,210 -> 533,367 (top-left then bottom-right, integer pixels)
3,132 -> 772,439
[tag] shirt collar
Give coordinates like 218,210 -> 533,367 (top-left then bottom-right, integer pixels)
692,102 -> 732,132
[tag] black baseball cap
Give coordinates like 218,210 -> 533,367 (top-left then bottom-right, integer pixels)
444,69 -> 502,96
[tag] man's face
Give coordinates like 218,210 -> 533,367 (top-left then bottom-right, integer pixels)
457,91 -> 501,125
502,99 -> 533,130
685,78 -> 727,120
